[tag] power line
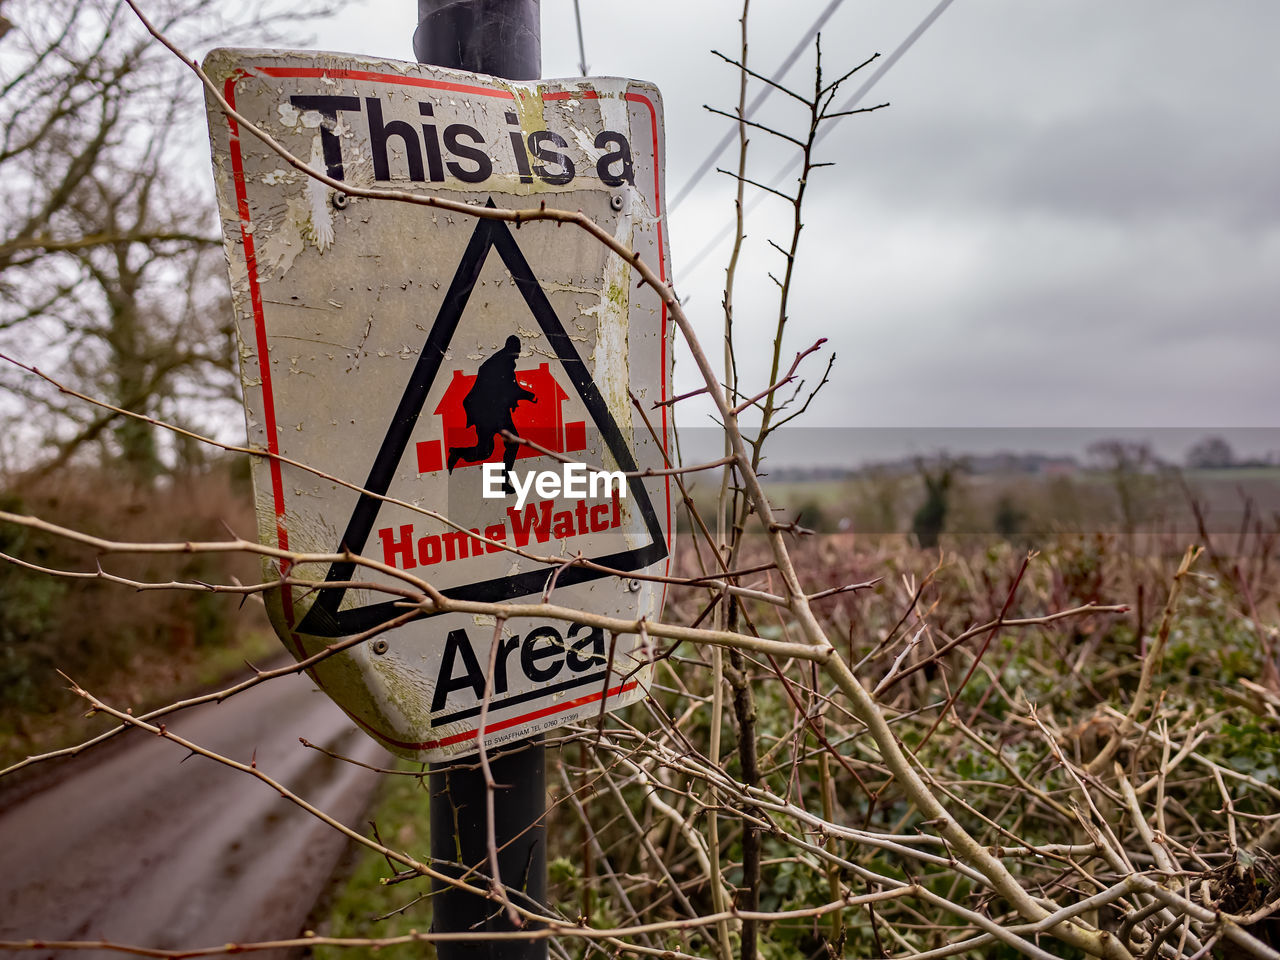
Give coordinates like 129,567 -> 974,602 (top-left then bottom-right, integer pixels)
675,0 -> 959,281
668,0 -> 847,214
573,0 -> 588,75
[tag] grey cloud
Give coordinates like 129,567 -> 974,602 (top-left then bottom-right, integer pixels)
809,98 -> 1280,230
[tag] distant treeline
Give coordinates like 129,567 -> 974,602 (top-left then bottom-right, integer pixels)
765,434 -> 1278,484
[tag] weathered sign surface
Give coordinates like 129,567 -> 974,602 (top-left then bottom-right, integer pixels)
203,48 -> 674,760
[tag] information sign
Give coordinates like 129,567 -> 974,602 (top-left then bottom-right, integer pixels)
204,48 -> 674,759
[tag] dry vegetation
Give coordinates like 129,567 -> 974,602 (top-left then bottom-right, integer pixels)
2,3 -> 1280,960
306,526 -> 1280,960
0,462 -> 273,767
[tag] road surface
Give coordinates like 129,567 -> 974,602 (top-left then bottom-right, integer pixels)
0,669 -> 392,959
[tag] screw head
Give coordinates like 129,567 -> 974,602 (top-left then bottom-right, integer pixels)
610,194 -> 624,211
331,191 -> 349,210
627,578 -> 642,592
372,638 -> 389,655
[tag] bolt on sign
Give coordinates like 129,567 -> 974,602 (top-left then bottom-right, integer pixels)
203,49 -> 675,760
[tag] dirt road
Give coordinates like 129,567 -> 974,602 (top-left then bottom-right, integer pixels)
0,669 -> 392,959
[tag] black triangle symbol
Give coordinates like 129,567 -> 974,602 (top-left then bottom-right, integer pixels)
297,200 -> 668,638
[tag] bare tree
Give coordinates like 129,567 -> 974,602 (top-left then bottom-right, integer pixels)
0,0 -> 319,476
1186,434 -> 1237,471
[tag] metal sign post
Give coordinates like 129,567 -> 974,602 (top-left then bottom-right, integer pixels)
202,1 -> 673,953
416,4 -> 546,956
414,0 -> 541,81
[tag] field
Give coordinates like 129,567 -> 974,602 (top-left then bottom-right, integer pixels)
757,466 -> 1280,539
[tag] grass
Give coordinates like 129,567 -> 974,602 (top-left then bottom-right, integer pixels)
308,762 -> 437,959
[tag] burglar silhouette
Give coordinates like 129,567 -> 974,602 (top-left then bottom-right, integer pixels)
446,335 -> 536,491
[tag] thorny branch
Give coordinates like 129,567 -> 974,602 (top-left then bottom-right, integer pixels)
0,3 -> 1277,960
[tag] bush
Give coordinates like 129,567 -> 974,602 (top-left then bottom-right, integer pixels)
0,461 -> 265,742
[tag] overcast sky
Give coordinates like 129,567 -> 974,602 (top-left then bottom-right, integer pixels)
296,1 -> 1280,463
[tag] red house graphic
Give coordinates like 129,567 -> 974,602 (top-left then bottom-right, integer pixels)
416,362 -> 588,473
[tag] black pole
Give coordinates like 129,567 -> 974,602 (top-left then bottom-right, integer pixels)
416,4 -> 547,957
429,739 -> 547,959
414,0 -> 541,81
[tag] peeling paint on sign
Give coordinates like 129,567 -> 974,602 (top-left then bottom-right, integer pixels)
204,48 -> 675,761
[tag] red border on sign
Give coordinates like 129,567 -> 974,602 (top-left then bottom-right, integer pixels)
223,68 -> 672,749
351,680 -> 640,751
